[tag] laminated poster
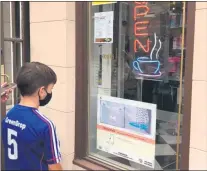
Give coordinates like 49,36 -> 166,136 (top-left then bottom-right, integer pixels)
96,95 -> 157,168
94,11 -> 114,44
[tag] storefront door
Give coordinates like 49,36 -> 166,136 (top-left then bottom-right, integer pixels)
1,2 -> 30,169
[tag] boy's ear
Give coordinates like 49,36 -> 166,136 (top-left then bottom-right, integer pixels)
38,86 -> 46,95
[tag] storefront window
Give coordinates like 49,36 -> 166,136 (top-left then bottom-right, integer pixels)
87,1 -> 187,170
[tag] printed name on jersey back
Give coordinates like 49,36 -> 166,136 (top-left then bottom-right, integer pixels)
5,117 -> 26,130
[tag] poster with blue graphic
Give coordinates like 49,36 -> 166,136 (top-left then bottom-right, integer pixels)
99,100 -> 153,136
98,96 -> 156,137
97,95 -> 157,168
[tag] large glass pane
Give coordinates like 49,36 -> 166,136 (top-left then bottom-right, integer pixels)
3,2 -> 21,39
88,1 -> 186,170
2,2 -> 12,38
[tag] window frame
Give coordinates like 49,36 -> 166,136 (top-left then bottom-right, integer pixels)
73,2 -> 196,170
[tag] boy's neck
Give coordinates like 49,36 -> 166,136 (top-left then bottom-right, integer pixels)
19,96 -> 39,109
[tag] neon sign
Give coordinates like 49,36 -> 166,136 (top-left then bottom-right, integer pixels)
132,2 -> 162,78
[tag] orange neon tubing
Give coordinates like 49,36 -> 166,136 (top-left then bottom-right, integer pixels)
134,5 -> 150,20
134,38 -> 150,53
134,21 -> 149,36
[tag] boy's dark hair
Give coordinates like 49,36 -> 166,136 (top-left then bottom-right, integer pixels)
16,62 -> 57,96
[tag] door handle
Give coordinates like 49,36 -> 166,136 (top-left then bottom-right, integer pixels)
1,74 -> 9,83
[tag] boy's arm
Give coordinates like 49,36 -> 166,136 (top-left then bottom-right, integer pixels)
43,124 -> 62,170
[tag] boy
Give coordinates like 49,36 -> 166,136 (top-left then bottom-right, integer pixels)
2,62 -> 62,170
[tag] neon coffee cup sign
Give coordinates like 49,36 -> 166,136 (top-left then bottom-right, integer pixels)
132,2 -> 162,78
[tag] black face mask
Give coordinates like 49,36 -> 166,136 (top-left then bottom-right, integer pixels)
39,89 -> 52,106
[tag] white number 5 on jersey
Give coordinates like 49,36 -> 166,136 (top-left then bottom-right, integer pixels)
7,128 -> 18,160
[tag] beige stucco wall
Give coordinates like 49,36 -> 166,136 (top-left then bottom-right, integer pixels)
29,2 -> 84,170
189,2 -> 207,170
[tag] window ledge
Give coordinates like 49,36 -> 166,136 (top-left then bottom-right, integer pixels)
73,158 -> 117,170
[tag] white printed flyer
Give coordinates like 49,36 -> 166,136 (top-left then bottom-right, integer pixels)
94,11 -> 114,44
96,95 -> 157,168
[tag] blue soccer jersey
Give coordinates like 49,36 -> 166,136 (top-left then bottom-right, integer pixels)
1,104 -> 61,170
